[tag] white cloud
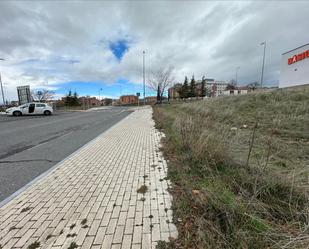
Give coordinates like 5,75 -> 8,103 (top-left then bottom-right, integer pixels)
0,1 -> 308,102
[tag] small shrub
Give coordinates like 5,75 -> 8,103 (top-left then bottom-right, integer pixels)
46,234 -> 52,240
68,242 -> 78,249
66,233 -> 77,238
81,218 -> 87,225
137,185 -> 148,194
27,241 -> 40,249
21,207 -> 31,213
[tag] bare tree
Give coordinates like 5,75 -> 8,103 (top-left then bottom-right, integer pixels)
147,66 -> 174,103
32,89 -> 55,102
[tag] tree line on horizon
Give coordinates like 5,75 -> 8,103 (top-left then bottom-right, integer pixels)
173,75 -> 262,99
63,90 -> 80,106
175,75 -> 209,99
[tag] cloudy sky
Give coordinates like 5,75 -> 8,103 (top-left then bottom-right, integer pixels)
0,0 -> 308,102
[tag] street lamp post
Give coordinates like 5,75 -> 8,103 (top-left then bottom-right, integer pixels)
0,58 -> 5,107
99,88 -> 103,100
260,41 -> 266,88
143,51 -> 145,105
235,66 -> 240,86
99,88 -> 103,105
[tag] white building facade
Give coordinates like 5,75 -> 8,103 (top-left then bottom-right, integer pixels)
196,79 -> 228,97
280,43 -> 309,88
206,80 -> 228,97
223,89 -> 248,96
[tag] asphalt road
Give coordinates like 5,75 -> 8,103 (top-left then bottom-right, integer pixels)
0,107 -> 131,202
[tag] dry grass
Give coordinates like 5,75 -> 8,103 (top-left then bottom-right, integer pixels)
153,86 -> 309,248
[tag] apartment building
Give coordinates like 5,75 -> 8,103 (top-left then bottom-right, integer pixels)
120,95 -> 138,105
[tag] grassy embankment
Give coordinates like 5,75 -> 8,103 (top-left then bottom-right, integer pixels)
153,86 -> 309,248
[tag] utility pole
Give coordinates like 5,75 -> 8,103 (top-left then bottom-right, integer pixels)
260,41 -> 266,88
143,51 -> 145,105
235,66 -> 240,86
0,58 -> 5,107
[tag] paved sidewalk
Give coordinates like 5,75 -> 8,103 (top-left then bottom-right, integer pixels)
0,107 -> 177,249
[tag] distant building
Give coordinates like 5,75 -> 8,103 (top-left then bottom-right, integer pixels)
280,43 -> 309,88
145,96 -> 157,104
168,79 -> 228,99
199,79 -> 228,97
17,85 -> 32,105
111,99 -> 118,105
168,83 -> 183,99
102,98 -> 113,106
120,95 -> 138,105
79,96 -> 101,106
223,89 -> 248,96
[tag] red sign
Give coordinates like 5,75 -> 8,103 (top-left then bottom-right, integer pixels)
288,50 -> 309,65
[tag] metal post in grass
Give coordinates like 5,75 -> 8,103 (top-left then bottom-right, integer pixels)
236,66 -> 240,86
0,58 -> 5,107
143,51 -> 145,105
260,41 -> 266,88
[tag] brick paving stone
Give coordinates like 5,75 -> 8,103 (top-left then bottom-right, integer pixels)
111,244 -> 122,249
88,219 -> 101,236
0,107 -> 177,248
93,226 -> 107,245
121,234 -> 132,249
113,225 -> 125,244
101,234 -> 113,249
2,237 -> 18,249
81,236 -> 94,249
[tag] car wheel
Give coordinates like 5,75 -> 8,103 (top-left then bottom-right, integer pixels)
44,110 -> 51,115
13,111 -> 22,116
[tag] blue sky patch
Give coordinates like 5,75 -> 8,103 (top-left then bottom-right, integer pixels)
50,79 -> 153,99
109,39 -> 129,61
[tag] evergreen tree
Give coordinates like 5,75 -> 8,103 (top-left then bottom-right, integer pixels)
64,90 -> 72,106
201,76 -> 206,97
189,75 -> 196,97
181,76 -> 189,99
64,90 -> 80,106
72,91 -> 80,106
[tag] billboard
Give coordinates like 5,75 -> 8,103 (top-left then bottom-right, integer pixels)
280,43 -> 309,88
17,85 -> 32,105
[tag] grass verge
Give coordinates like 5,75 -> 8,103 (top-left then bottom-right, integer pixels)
153,86 -> 309,249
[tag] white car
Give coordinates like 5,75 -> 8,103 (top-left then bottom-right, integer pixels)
6,102 -> 53,116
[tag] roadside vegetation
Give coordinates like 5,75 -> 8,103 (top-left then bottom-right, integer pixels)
153,86 -> 309,248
